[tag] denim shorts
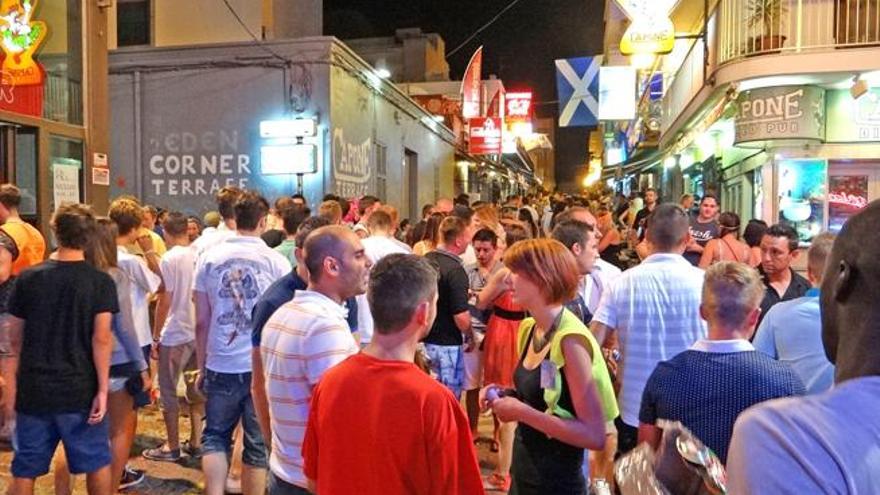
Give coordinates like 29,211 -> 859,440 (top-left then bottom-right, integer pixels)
11,411 -> 111,478
424,344 -> 465,399
202,370 -> 267,468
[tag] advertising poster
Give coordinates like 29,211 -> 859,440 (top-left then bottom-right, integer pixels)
777,159 -> 827,244
53,163 -> 80,208
828,175 -> 869,233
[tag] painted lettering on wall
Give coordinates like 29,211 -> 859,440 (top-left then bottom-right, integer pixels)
147,130 -> 251,196
332,127 -> 371,198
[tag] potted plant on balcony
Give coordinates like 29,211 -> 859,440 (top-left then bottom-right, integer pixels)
747,0 -> 788,53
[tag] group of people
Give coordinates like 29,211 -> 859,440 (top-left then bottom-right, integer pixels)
0,183 -> 878,495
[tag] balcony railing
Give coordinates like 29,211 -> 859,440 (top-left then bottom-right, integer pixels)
719,0 -> 880,64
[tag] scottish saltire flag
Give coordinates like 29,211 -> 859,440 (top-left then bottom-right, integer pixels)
555,55 -> 603,127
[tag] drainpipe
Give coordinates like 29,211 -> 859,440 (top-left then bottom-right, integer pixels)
133,70 -> 142,199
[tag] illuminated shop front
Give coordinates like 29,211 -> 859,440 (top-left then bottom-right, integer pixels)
0,0 -> 109,232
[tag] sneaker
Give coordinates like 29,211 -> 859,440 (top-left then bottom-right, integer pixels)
142,445 -> 181,462
484,473 -> 511,492
119,466 -> 146,491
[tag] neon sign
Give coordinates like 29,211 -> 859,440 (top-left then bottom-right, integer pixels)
614,0 -> 678,56
828,192 -> 868,209
0,0 -> 46,85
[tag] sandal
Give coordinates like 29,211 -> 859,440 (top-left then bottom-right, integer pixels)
142,445 -> 181,462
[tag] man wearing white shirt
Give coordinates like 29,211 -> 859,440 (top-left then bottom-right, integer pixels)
143,212 -> 204,462
192,187 -> 242,261
551,206 -> 622,314
259,226 -> 369,494
194,191 -> 291,495
356,210 -> 410,345
591,204 -> 706,456
109,198 -> 162,351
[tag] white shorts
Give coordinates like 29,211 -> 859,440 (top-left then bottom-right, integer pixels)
462,331 -> 484,391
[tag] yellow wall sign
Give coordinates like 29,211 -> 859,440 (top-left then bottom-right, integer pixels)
615,0 -> 678,56
0,0 -> 47,86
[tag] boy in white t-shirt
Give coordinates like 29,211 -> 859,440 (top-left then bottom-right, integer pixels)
143,212 -> 204,462
194,191 -> 291,495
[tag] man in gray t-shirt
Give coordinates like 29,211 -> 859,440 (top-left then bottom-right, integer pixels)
684,195 -> 719,265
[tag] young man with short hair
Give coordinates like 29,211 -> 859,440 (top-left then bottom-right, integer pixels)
6,203 -> 118,495
424,216 -> 475,399
753,233 -> 836,394
756,224 -> 811,326
684,194 -> 720,266
194,191 -> 292,495
303,254 -> 485,494
272,204 -> 310,266
0,184 -> 45,274
143,212 -> 205,462
463,227 -> 502,435
592,204 -> 707,456
631,188 -> 658,243
259,226 -> 370,494
193,186 -> 243,259
356,210 -> 411,346
352,195 -> 381,238
638,262 -> 805,463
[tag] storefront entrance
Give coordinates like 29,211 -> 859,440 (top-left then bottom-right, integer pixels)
828,162 -> 880,233
0,123 -> 40,224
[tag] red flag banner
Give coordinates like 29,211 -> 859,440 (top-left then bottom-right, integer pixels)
460,46 -> 483,119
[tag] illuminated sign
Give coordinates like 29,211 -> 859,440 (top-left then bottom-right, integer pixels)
0,0 -> 47,117
260,144 -> 317,175
615,0 -> 678,56
734,86 -> 825,146
505,92 -> 533,121
598,66 -> 637,121
259,118 -> 317,138
469,117 -> 502,155
0,0 -> 46,85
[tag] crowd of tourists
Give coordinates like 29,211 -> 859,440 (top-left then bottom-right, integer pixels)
0,183 -> 877,495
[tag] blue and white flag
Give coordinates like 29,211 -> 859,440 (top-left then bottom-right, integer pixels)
555,55 -> 603,127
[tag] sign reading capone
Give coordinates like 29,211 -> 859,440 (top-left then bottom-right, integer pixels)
615,0 -> 678,55
734,86 -> 825,146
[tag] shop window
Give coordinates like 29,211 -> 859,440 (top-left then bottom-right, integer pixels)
777,159 -> 827,245
375,142 -> 386,201
118,0 -> 151,46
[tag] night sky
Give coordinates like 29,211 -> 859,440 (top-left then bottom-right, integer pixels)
324,0 -> 607,188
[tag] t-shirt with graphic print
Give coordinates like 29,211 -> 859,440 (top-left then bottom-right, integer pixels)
194,236 -> 291,373
685,217 -> 719,266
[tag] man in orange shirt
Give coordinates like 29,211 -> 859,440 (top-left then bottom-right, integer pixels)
302,254 -> 484,495
0,185 -> 45,274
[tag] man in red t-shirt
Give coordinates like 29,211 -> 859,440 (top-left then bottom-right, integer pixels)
303,254 -> 484,495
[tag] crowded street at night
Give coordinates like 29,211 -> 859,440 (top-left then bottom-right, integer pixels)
0,0 -> 878,494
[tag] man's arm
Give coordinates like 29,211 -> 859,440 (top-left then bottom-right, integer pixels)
194,291 -> 212,382
250,347 -> 272,451
638,423 -> 662,451
89,312 -> 113,424
136,232 -> 162,276
153,289 -> 172,342
3,316 -> 24,417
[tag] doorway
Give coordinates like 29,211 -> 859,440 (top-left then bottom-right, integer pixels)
0,123 -> 40,225
405,148 -> 418,221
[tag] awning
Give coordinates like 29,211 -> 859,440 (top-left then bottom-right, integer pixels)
602,148 -> 662,180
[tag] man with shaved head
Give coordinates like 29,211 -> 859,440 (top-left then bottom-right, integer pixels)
727,202 -> 880,493
259,226 -> 371,494
434,197 -> 454,215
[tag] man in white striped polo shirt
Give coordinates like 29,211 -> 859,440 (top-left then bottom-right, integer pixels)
259,226 -> 371,494
591,203 -> 706,457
